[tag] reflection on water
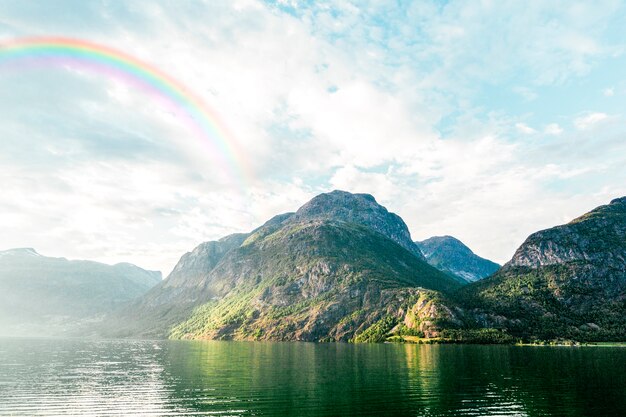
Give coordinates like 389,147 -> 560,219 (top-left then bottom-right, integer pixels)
0,338 -> 624,416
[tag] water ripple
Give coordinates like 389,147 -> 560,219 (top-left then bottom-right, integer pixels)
0,339 -> 625,416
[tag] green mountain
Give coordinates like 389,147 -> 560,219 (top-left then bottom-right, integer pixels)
107,191 -> 463,341
0,248 -> 161,336
105,232 -> 250,337
101,193 -> 625,343
460,197 -> 626,341
416,236 -> 500,283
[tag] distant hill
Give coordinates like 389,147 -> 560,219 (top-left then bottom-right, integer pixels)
105,190 -> 462,341
461,197 -> 626,341
0,248 -> 161,336
415,236 -> 500,283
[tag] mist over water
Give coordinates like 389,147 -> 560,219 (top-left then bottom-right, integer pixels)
0,338 -> 625,416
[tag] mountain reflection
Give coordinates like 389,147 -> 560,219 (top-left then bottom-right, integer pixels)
0,338 -> 624,416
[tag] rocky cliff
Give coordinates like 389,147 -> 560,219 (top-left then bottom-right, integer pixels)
291,190 -> 425,260
461,197 -> 626,341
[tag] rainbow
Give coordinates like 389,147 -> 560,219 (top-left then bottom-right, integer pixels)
0,36 -> 250,187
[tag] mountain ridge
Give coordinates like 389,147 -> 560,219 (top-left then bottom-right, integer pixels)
7,192 -> 624,343
0,249 -> 161,337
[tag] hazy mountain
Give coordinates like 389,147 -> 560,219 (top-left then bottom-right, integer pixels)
416,236 -> 500,283
461,197 -> 626,341
0,248 -> 161,336
106,191 -> 462,341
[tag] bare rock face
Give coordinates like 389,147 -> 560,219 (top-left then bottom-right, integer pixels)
508,197 -> 626,269
164,233 -> 249,289
463,196 -> 626,341
292,190 -> 425,260
403,292 -> 464,338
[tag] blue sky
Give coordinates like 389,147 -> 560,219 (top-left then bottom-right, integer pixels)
1,0 -> 625,273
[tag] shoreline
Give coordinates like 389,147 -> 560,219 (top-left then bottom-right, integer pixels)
386,335 -> 626,346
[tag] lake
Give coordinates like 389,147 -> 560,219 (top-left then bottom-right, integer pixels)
0,338 -> 624,416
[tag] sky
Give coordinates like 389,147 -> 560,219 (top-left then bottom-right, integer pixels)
1,0 -> 625,275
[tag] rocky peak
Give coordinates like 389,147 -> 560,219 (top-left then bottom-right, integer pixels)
416,236 -> 500,282
293,191 -> 378,220
418,236 -> 474,258
508,196 -> 626,268
164,233 -> 249,288
465,196 -> 626,341
292,190 -> 424,259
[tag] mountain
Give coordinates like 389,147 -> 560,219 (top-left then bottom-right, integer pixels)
416,236 -> 500,283
105,232 -> 250,337
460,197 -> 626,341
105,190 -> 463,341
0,248 -> 161,336
292,191 -> 426,260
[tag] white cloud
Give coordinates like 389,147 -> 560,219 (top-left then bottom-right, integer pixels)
544,123 -> 564,135
574,112 -> 609,130
0,0 -> 625,273
329,165 -> 398,202
516,123 -> 537,135
603,87 -> 615,96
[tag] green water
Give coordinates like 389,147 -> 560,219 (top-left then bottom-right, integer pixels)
0,338 -> 624,416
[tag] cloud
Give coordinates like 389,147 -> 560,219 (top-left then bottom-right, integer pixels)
0,0 -> 625,272
544,123 -> 564,135
603,87 -> 615,96
574,112 -> 609,129
330,165 -> 398,202
516,123 -> 537,135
